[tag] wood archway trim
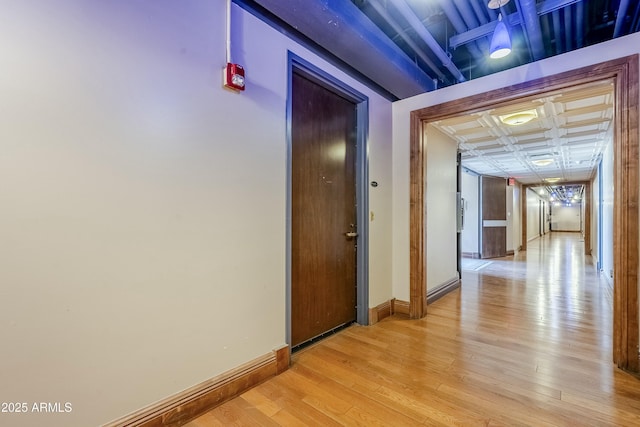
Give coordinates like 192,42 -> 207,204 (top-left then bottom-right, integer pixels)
409,55 -> 639,372
521,181 -> 591,255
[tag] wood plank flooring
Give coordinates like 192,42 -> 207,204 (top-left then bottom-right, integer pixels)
187,232 -> 640,426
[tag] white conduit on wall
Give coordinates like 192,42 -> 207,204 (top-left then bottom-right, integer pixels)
226,0 -> 232,64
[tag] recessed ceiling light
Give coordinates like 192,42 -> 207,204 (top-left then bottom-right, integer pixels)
531,158 -> 554,166
545,177 -> 561,183
499,109 -> 538,126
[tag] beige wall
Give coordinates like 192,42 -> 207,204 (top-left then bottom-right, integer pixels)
506,184 -> 523,253
506,186 -> 514,252
425,126 -> 459,290
461,171 -> 480,255
0,1 -> 393,426
552,205 -> 582,231
526,189 -> 543,241
601,139 -> 615,283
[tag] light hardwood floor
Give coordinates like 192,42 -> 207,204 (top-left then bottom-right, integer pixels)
187,232 -> 640,426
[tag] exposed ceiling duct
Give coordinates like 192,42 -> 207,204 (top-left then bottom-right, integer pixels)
366,0 -> 449,83
238,0 -> 437,99
239,0 -> 640,97
516,0 -> 546,60
614,0 -> 631,38
438,0 -> 485,59
390,0 -> 466,83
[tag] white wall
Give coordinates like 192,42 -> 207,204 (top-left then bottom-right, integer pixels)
526,189 -> 542,241
552,205 -> 582,231
602,141 -> 615,283
506,186 -> 514,252
392,32 -> 640,301
425,126 -> 458,290
0,2 -> 393,426
544,201 -> 551,233
592,171 -> 601,264
461,171 -> 479,255
512,184 -> 522,252
506,183 -> 523,253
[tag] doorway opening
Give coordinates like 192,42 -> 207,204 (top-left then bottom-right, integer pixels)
409,56 -> 639,371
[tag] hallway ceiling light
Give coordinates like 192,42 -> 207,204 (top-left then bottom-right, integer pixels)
499,109 -> 538,125
545,177 -> 561,183
489,13 -> 511,59
531,158 -> 554,167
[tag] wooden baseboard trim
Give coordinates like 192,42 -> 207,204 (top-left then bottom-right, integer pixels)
392,299 -> 410,316
369,298 -> 411,325
104,345 -> 289,427
427,276 -> 461,305
506,250 -> 514,256
369,299 -> 392,325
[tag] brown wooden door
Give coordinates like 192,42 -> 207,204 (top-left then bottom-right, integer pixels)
481,176 -> 507,259
291,72 -> 357,347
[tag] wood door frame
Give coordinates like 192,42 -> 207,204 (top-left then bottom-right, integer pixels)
286,52 -> 370,345
409,55 -> 639,371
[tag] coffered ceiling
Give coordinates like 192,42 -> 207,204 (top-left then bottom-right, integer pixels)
430,79 -> 614,185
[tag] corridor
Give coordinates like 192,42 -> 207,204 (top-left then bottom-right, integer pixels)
188,232 -> 640,426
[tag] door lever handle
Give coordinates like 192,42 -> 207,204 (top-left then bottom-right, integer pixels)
345,232 -> 358,238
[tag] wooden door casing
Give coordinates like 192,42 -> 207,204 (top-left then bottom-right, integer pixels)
409,56 -> 638,371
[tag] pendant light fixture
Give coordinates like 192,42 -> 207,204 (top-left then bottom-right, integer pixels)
488,0 -> 512,59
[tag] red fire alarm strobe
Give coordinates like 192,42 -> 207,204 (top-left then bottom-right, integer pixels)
224,63 -> 245,91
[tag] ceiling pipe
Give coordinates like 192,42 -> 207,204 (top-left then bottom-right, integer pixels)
393,0 -> 467,82
631,1 -> 640,33
540,14 -> 553,57
438,0 -> 485,58
246,0 -> 437,97
453,0 -> 481,28
449,0 -> 581,49
452,0 -> 489,53
456,0 -> 492,53
515,0 -> 546,60
470,0 -> 496,52
564,5 -> 573,51
552,10 -> 563,53
470,0 -> 490,25
367,0 -> 449,83
614,0 -> 630,38
576,1 -> 584,48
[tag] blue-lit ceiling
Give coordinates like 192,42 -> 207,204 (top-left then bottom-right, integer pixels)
238,0 -> 639,99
